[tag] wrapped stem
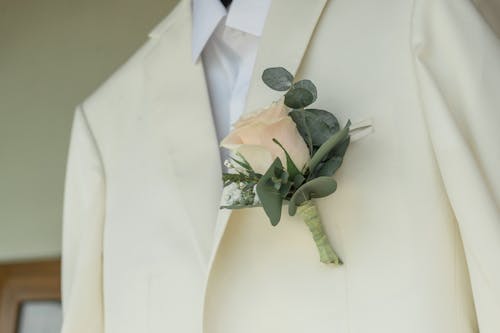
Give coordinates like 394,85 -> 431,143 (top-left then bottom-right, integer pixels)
296,200 -> 343,265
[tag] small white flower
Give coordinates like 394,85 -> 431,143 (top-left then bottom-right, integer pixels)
231,189 -> 242,203
252,184 -> 260,205
223,182 -> 242,206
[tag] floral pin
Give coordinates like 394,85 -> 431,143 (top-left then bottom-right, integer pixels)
220,67 -> 351,265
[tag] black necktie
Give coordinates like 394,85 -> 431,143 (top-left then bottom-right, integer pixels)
221,0 -> 232,8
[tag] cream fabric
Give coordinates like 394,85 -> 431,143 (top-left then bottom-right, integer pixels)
61,0 -> 500,332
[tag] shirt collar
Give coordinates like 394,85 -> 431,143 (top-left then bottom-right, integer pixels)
191,0 -> 271,62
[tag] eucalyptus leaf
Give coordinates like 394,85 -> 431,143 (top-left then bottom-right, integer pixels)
304,109 -> 339,135
262,67 -> 294,91
315,156 -> 343,177
288,177 -> 338,216
256,158 -> 285,226
288,111 -> 313,153
289,109 -> 340,149
293,80 -> 317,103
308,120 -> 351,173
284,87 -> 314,109
326,136 -> 350,161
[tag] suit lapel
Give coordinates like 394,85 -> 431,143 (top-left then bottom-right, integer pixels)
145,0 -> 223,266
147,0 -> 328,291
204,0 -> 329,299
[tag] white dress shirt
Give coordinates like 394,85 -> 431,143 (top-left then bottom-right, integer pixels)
192,0 -> 271,149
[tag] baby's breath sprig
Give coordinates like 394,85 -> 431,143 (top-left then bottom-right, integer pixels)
221,154 -> 262,209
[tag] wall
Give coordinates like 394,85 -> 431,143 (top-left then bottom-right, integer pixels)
0,0 -> 178,262
475,0 -> 500,36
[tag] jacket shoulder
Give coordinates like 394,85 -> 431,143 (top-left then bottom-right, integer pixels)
80,0 -> 189,121
78,0 -> 190,143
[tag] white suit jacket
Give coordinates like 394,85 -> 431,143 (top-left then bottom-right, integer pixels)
61,0 -> 500,332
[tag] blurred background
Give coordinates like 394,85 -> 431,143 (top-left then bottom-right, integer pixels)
0,0 -> 177,331
0,0 -> 178,264
0,0 -> 498,332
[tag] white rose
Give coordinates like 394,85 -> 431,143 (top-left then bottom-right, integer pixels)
221,98 -> 309,174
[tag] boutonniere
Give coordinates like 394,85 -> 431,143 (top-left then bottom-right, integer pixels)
220,67 -> 351,265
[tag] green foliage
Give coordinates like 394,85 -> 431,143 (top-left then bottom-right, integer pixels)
292,80 -> 317,102
289,106 -> 351,180
288,177 -> 338,216
284,87 -> 314,109
222,154 -> 261,187
289,108 -> 340,154
293,173 -> 305,188
328,135 -> 350,160
256,158 -> 286,226
284,79 -> 318,109
261,67 -> 318,109
231,153 -> 255,173
272,138 -> 302,180
262,67 -> 294,91
308,120 -> 351,175
229,66 -> 355,227
222,173 -> 260,187
315,156 -> 343,177
220,202 -> 263,210
288,110 -> 313,152
254,151 -> 308,225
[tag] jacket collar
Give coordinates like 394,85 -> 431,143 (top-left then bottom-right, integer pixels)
148,0 -> 272,62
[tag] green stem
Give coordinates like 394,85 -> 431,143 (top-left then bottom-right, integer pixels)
296,200 -> 343,265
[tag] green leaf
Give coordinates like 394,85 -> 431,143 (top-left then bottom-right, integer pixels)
256,158 -> 285,226
288,177 -> 338,216
326,136 -> 350,161
308,120 -> 351,173
221,203 -> 263,210
316,156 -> 343,177
293,173 -> 305,189
231,152 -> 254,172
288,111 -> 313,153
284,87 -> 314,109
280,170 -> 289,184
222,173 -> 260,186
335,136 -> 350,157
289,109 -> 340,149
262,67 -> 294,91
293,80 -> 317,104
272,138 -> 302,180
279,182 -> 293,197
304,109 -> 339,141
